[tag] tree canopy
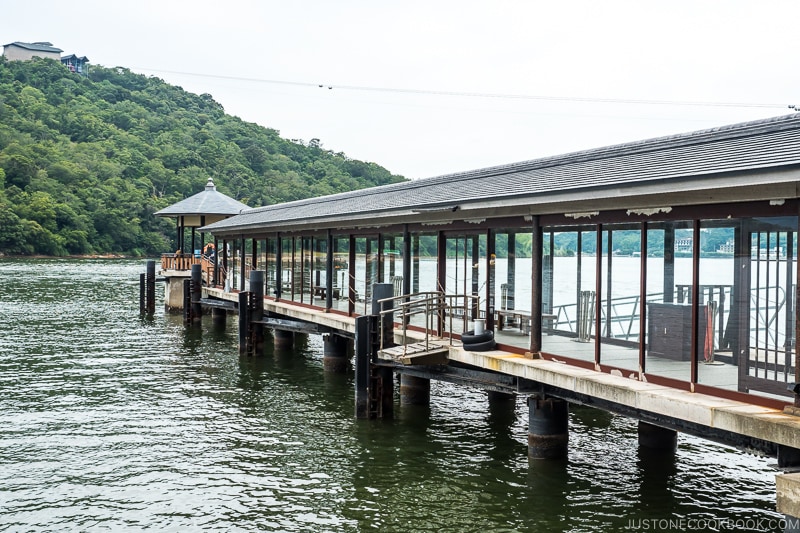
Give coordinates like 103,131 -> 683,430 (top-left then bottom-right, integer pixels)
0,57 -> 405,256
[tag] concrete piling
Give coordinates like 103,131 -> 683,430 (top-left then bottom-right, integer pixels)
527,395 -> 569,460
274,329 -> 295,349
400,374 -> 430,406
637,421 -> 677,452
211,307 -> 226,327
323,334 -> 350,372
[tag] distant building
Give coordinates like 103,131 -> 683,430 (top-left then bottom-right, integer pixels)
2,41 -> 63,61
675,236 -> 693,252
61,54 -> 90,76
718,239 -> 735,254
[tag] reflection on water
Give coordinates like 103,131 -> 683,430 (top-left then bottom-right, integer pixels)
0,259 -> 784,532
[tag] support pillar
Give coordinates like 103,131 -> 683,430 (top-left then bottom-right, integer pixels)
488,390 -> 515,408
211,307 -> 227,327
273,329 -> 294,349
190,264 -> 202,326
238,291 -> 250,355
400,374 -> 430,406
250,271 -> 265,354
777,473 -> 800,533
779,444 -> 800,470
527,395 -> 568,460
637,421 -> 677,452
141,260 -> 155,315
376,366 -> 394,419
355,315 -> 373,419
323,334 -> 350,372
487,390 -> 516,430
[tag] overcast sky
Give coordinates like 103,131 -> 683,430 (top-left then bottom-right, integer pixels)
2,1 -> 798,180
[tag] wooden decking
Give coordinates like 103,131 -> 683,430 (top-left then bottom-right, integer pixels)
379,342 -> 450,365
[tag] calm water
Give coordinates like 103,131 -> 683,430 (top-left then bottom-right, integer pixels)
0,259 -> 785,532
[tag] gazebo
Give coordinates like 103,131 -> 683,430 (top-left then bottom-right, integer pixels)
155,178 -> 249,309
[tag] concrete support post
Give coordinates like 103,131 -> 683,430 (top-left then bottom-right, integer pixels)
779,444 -> 800,469
211,307 -> 227,327
273,329 -> 294,349
400,374 -> 430,406
323,334 -> 350,372
777,473 -> 800,533
527,395 -> 568,460
638,421 -> 677,452
488,390 -> 515,408
487,391 -> 516,429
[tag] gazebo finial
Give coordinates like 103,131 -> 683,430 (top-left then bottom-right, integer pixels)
205,177 -> 216,191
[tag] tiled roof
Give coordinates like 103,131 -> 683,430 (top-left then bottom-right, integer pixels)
155,178 -> 250,217
3,41 -> 63,53
61,54 -> 89,61
204,113 -> 800,234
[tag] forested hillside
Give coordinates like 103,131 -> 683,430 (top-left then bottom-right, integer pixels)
0,57 -> 405,256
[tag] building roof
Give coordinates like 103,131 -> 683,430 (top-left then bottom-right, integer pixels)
61,54 -> 89,62
203,113 -> 800,236
155,178 -> 251,217
3,41 -> 63,53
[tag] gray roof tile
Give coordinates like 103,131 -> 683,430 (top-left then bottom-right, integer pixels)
204,113 -> 800,234
155,178 -> 250,217
3,41 -> 63,53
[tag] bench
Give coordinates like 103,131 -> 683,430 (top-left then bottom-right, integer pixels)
496,309 -> 556,334
313,286 -> 341,299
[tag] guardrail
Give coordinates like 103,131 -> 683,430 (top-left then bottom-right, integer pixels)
377,291 -> 480,354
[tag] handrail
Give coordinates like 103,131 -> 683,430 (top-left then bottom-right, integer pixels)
376,291 -> 480,356
160,253 -> 225,288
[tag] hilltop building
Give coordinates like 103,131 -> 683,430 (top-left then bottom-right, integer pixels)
2,41 -> 62,61
3,41 -> 90,77
60,54 -> 89,76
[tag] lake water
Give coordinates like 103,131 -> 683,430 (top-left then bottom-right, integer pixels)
0,259 -> 786,532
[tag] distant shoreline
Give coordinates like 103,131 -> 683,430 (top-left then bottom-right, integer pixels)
0,253 -> 131,260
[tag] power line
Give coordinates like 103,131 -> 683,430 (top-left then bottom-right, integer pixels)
134,66 -> 790,110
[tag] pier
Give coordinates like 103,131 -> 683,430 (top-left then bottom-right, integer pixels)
153,113 -> 800,523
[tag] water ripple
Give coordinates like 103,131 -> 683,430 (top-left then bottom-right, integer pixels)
0,259 -> 784,532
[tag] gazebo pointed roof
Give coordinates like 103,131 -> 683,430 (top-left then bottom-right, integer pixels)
155,178 -> 250,217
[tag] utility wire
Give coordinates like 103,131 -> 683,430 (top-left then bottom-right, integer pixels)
134,66 -> 791,110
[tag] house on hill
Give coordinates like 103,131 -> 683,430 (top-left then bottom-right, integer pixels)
61,54 -> 89,76
2,41 -> 63,61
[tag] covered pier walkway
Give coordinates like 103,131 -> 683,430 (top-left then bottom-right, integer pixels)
170,113 -> 800,521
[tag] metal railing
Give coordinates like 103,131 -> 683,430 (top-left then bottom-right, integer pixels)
377,291 -> 480,354
160,253 -> 222,287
